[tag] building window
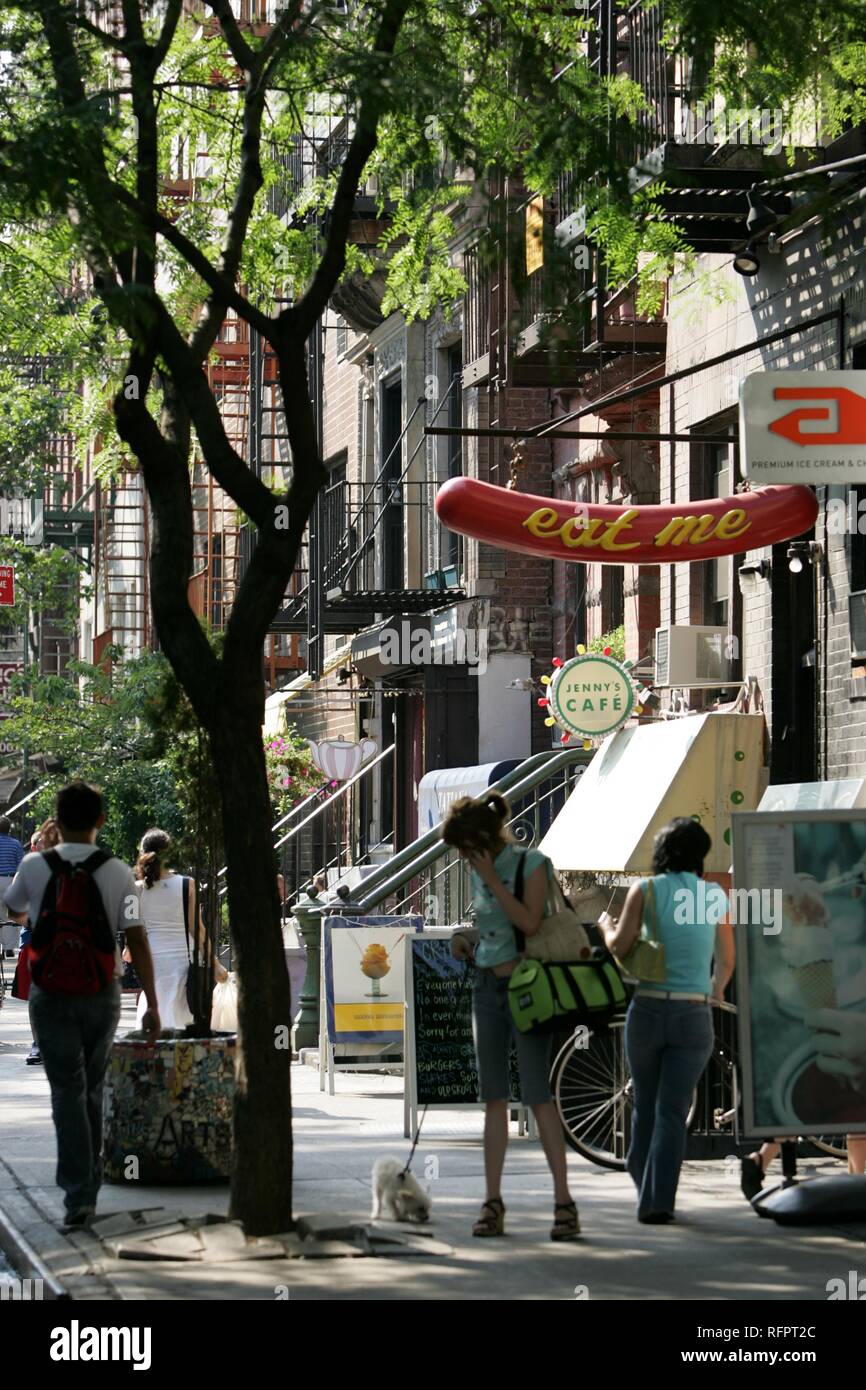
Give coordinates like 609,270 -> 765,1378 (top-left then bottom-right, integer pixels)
708,441 -> 732,627
381,378 -> 403,590
464,244 -> 490,365
335,317 -> 348,358
601,566 -> 624,634
445,343 -> 463,579
691,415 -> 737,630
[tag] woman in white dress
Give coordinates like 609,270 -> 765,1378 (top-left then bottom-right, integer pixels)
134,829 -> 227,1030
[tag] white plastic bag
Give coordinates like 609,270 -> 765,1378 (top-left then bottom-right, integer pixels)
211,973 -> 239,1032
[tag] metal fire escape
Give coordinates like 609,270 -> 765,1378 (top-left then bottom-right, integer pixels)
245,125 -> 466,680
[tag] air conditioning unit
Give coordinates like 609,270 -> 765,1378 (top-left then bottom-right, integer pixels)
654,625 -> 729,688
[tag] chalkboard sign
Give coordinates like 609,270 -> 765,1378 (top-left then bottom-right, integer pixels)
405,933 -> 520,1120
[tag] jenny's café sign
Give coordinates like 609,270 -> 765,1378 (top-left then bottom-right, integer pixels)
548,653 -> 634,738
741,372 -> 866,483
0,566 -> 14,606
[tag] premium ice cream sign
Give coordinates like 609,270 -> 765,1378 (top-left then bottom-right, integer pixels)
740,371 -> 866,483
548,654 -> 634,737
435,477 -> 818,564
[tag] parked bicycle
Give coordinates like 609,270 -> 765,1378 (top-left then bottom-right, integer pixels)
551,1001 -> 847,1168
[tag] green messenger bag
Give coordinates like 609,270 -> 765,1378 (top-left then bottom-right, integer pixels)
507,951 -> 629,1036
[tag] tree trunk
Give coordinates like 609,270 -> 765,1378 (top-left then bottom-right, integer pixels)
210,705 -> 293,1235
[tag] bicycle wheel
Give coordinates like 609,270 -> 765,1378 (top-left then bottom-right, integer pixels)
807,1135 -> 849,1161
552,1017 -> 699,1170
552,1017 -> 633,1170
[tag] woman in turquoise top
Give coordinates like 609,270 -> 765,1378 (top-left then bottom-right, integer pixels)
442,792 -> 579,1242
601,818 -> 735,1224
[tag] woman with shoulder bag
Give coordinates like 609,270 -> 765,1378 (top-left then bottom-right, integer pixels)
441,793 -> 580,1242
599,818 -> 735,1224
134,829 -> 228,1030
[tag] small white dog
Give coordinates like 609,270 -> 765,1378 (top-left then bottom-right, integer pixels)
370,1158 -> 432,1224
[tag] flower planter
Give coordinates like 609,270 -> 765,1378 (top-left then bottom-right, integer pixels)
103,1032 -> 236,1185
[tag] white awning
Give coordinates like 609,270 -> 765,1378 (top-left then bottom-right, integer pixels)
417,761 -> 521,834
540,712 -> 766,875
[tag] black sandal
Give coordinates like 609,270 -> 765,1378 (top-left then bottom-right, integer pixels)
473,1197 -> 505,1237
551,1200 -> 581,1241
741,1155 -> 765,1201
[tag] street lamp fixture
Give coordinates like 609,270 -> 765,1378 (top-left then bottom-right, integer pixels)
733,243 -> 761,277
787,540 -> 822,573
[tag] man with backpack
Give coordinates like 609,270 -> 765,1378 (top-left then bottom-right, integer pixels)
5,782 -> 161,1230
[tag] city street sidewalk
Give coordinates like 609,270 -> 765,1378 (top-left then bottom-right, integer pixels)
1,990 -> 864,1301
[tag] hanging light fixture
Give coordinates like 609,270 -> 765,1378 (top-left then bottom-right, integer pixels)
787,540 -> 822,574
733,243 -> 761,277
733,186 -> 779,278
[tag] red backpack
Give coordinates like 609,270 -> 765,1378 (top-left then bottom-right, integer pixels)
30,850 -> 117,996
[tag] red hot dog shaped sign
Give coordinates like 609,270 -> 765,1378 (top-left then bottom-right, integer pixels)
434,477 -> 818,564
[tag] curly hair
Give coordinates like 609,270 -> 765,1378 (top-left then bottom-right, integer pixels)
37,818 -> 60,850
440,792 -> 512,855
651,818 -> 712,876
136,827 -> 173,889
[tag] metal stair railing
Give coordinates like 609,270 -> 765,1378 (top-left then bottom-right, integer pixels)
327,747 -> 590,923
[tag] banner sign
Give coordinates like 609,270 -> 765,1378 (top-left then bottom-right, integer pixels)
732,809 -> 866,1138
525,196 -> 544,275
0,566 -> 14,606
548,653 -> 634,737
323,915 -> 423,1044
740,371 -> 866,482
434,477 -> 818,565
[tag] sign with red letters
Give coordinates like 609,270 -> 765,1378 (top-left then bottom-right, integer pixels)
740,372 -> 866,482
0,566 -> 14,606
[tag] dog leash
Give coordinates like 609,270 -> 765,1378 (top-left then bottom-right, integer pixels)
400,954 -> 475,1177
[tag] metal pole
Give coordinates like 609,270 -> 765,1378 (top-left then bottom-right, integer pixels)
425,426 -> 755,444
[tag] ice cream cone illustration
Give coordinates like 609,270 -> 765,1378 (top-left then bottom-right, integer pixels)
780,876 -> 837,1011
360,942 -> 391,998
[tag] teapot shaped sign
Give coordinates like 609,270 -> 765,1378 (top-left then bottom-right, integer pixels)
307,735 -> 378,782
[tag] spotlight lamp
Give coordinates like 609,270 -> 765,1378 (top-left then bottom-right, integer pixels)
787,540 -> 822,573
733,243 -> 761,277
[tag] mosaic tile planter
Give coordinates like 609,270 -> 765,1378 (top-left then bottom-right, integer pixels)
103,1032 -> 236,1185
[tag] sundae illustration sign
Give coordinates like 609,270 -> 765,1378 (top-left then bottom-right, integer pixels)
732,809 -> 866,1138
323,916 -> 423,1044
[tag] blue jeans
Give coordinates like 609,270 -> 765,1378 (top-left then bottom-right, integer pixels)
29,981 -> 122,1217
472,970 -> 552,1106
624,996 -> 714,1218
